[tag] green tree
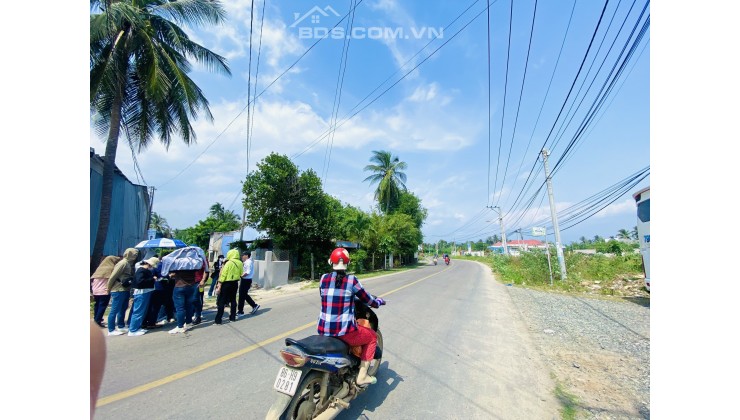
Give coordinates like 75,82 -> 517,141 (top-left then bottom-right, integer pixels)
174,203 -> 241,249
631,225 -> 639,240
393,191 -> 427,229
334,203 -> 371,244
242,153 -> 335,264
149,212 -> 172,237
473,240 -> 488,252
617,229 -> 632,240
90,0 -> 231,269
363,150 -> 408,214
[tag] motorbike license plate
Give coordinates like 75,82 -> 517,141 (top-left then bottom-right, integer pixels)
273,366 -> 302,396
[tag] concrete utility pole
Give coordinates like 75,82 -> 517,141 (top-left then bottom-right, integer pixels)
541,149 -> 567,279
517,228 -> 525,251
239,207 -> 247,241
488,206 -> 508,255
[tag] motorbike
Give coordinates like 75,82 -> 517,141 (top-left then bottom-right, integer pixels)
433,257 -> 438,265
444,257 -> 450,265
266,299 -> 385,420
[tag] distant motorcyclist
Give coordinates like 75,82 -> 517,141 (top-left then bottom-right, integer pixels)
317,248 -> 385,386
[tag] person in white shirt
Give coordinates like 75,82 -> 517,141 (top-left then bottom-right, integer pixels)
237,252 -> 260,316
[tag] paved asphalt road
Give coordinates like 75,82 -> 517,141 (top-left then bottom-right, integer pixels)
95,260 -> 560,420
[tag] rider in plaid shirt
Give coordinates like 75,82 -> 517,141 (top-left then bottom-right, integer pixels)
317,248 -> 385,386
317,271 -> 380,336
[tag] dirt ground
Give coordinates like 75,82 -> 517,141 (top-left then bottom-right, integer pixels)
511,279 -> 650,419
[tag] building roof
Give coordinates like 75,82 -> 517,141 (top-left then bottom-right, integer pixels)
491,239 -> 544,247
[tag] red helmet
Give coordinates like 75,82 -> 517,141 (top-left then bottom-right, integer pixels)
329,248 -> 351,270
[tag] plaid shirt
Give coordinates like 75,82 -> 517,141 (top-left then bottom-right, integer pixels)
317,272 -> 378,337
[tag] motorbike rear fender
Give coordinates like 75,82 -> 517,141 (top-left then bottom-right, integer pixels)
266,365 -> 321,420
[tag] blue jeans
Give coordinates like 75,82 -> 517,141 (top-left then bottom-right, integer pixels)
129,291 -> 153,333
173,285 -> 198,328
208,271 -> 220,296
93,295 -> 110,324
108,291 -> 130,332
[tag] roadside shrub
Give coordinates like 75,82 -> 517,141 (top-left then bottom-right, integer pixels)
468,249 -> 644,294
350,249 -> 368,273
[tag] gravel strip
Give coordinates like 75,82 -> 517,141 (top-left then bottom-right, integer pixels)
505,286 -> 650,419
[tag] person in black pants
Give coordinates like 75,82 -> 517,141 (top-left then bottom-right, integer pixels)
214,249 -> 242,324
237,251 -> 260,316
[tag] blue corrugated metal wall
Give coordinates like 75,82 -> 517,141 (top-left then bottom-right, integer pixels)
90,156 -> 150,257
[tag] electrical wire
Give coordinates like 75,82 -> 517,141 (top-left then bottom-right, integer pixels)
157,0 -> 366,188
493,0 -> 539,208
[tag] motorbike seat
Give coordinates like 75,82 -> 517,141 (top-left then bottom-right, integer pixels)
286,335 -> 349,355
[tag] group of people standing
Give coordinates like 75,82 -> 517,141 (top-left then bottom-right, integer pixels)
90,247 -> 261,337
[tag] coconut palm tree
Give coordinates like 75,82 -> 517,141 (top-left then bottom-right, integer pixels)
90,0 -> 231,269
362,150 -> 408,214
149,212 -> 172,237
617,229 -> 632,240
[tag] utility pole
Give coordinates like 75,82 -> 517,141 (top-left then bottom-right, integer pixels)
145,186 -> 156,232
517,228 -> 525,252
541,149 -> 567,279
488,206 -> 508,255
239,207 -> 247,241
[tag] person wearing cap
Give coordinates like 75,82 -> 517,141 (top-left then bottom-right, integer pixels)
128,257 -> 159,336
237,251 -> 260,316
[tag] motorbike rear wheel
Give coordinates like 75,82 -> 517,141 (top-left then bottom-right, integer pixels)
283,371 -> 323,420
367,330 -> 383,377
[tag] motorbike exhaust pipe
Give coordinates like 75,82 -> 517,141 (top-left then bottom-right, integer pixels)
313,404 -> 345,420
313,386 -> 353,420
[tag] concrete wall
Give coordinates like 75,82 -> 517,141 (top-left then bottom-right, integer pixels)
253,251 -> 290,290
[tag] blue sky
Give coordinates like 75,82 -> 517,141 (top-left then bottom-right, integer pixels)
89,0 -> 651,245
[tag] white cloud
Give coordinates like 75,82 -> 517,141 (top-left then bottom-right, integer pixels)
594,198 -> 635,218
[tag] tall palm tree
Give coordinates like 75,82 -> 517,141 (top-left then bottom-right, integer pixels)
617,229 -> 632,240
90,0 -> 231,269
149,211 -> 172,237
363,150 -> 408,214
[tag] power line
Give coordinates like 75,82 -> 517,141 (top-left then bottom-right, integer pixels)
486,0 -> 492,205
292,0 -> 502,160
499,0 -> 577,213
322,0 -> 357,183
494,0 -> 539,208
157,0 -> 366,188
491,0 -> 514,205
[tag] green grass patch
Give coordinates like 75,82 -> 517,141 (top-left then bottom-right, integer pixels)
554,382 -> 579,420
458,252 -> 646,297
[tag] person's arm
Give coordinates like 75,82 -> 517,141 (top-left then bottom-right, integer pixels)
350,276 -> 382,307
90,320 -> 106,418
107,261 -> 126,291
199,265 -> 208,287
